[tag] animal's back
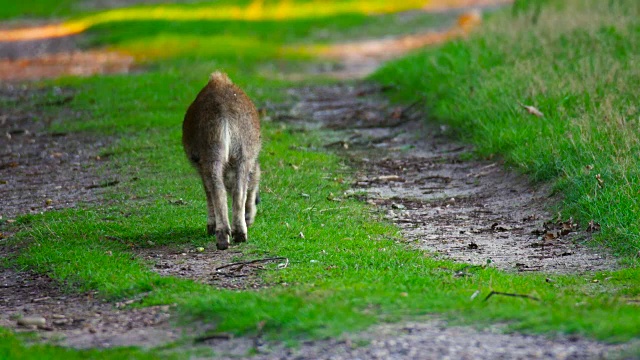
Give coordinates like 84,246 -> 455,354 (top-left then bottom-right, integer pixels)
182,72 -> 260,166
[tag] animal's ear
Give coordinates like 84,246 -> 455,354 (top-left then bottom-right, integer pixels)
209,71 -> 232,85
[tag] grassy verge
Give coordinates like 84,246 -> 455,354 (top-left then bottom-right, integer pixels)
372,0 -> 640,259
2,0 -> 640,358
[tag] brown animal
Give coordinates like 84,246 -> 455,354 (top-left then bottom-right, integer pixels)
182,71 -> 261,250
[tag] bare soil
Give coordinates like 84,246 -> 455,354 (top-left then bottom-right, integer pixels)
0,268 -> 179,349
283,83 -> 616,274
0,85 -> 113,222
137,246 -> 266,290
199,320 -> 630,360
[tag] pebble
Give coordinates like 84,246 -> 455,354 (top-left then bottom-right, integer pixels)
17,316 -> 46,327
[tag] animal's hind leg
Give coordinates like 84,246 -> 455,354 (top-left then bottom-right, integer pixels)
231,163 -> 250,243
203,161 -> 231,250
245,162 -> 260,227
203,178 -> 216,236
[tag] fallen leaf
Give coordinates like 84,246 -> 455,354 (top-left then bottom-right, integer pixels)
519,102 -> 544,117
587,220 -> 601,232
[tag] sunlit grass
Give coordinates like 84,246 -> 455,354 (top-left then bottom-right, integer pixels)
51,0 -> 425,40
120,34 -> 287,60
0,0 -> 428,42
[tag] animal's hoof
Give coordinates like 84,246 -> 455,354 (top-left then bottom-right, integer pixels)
232,231 -> 247,243
216,228 -> 230,250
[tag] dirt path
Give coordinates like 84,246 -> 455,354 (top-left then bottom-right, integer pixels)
200,320 -> 628,360
285,84 -> 615,274
0,85 -> 115,221
0,1 -> 632,358
0,80 -> 627,359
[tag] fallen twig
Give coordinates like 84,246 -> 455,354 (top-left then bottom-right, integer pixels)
399,98 -> 425,118
484,291 -> 540,302
85,180 -> 120,189
194,332 -> 233,343
38,95 -> 74,107
215,257 -> 288,272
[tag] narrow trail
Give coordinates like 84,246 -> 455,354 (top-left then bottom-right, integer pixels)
0,1 -> 632,358
224,83 -> 622,360
285,84 -> 615,274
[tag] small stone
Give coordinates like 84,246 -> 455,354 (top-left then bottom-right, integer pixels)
52,314 -> 66,319
391,203 -> 405,210
17,316 -> 46,327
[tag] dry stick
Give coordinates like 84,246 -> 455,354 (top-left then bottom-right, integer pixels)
194,333 -> 232,343
399,98 -> 425,117
252,320 -> 267,353
85,180 -> 120,189
215,257 -> 288,272
484,291 -> 540,302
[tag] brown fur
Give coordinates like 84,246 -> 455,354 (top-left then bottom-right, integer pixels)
182,71 -> 261,250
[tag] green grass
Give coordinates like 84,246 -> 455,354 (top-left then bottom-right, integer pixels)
0,0 -> 78,19
2,0 -> 640,358
373,0 -> 640,259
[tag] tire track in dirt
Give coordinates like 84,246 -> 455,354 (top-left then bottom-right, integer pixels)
281,83 -> 616,274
